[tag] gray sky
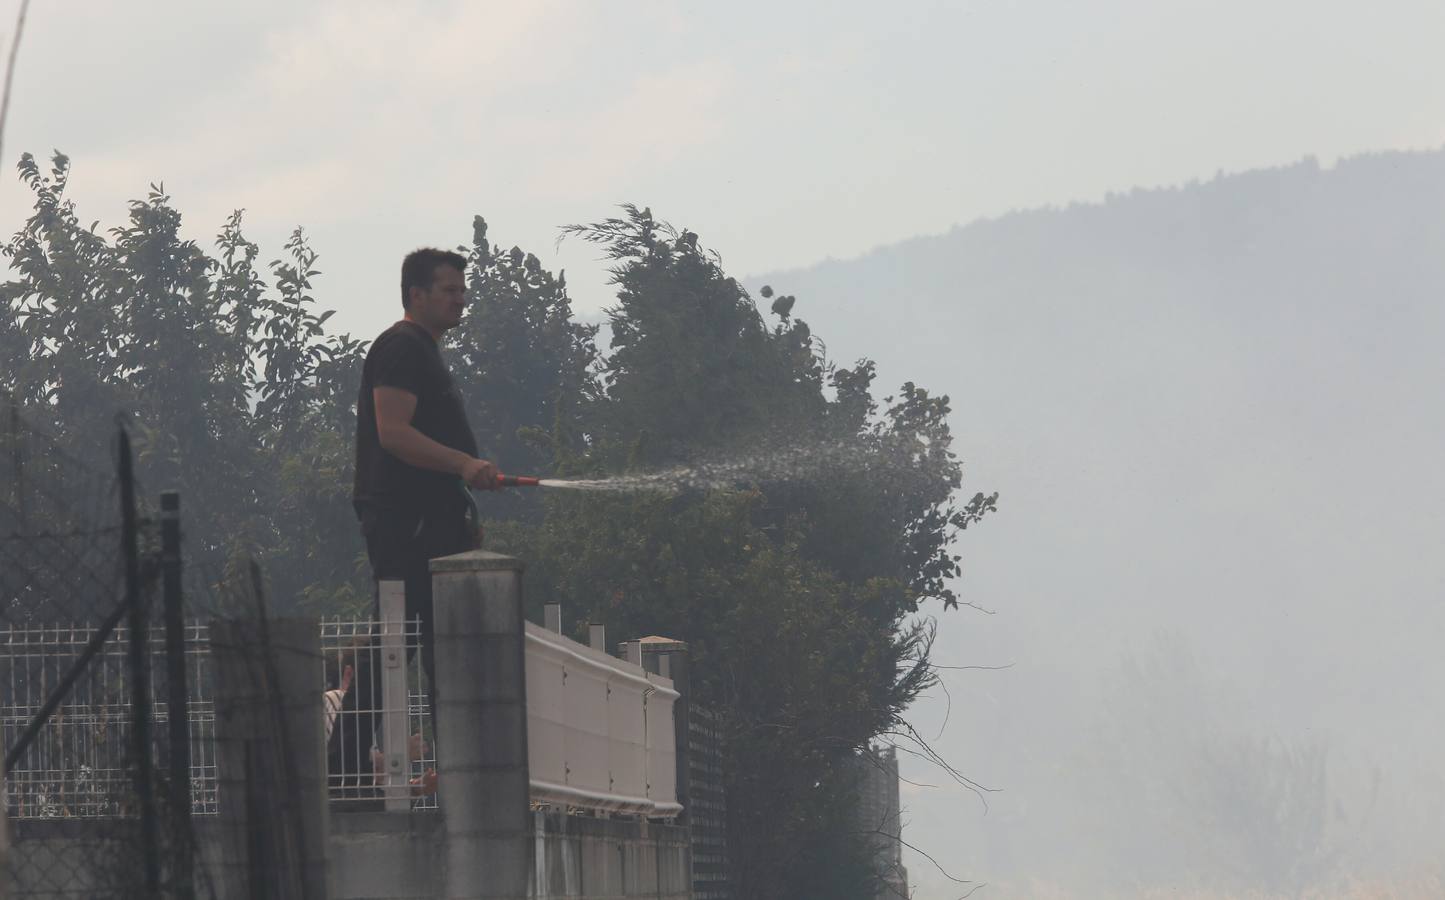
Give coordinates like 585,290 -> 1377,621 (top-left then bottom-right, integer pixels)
4,0 -> 1444,332
5,3 -> 1445,897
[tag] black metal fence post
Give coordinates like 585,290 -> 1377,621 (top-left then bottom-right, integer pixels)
7,391 -> 23,529
119,425 -> 161,893
161,489 -> 194,898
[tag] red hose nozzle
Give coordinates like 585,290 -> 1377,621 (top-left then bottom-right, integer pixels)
493,474 -> 541,489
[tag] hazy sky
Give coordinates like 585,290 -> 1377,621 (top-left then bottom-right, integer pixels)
5,3 -> 1445,897
4,0 -> 1444,334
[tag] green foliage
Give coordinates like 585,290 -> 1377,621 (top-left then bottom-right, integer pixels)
560,204 -> 996,607
0,152 -> 368,611
445,216 -> 600,522
563,204 -> 826,463
521,205 -> 993,897
496,484 -> 936,900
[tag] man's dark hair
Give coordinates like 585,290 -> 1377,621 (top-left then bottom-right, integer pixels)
400,248 -> 467,308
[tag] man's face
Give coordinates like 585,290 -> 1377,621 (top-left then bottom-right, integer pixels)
409,264 -> 466,332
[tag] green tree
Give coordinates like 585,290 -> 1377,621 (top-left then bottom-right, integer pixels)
0,152 -> 368,612
564,205 -> 995,610
252,227 -> 368,612
563,205 -> 824,464
505,205 -> 995,898
446,216 -> 600,523
2,153 -> 133,437
500,484 -> 935,900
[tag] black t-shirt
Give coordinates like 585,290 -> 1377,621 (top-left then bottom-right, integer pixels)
353,321 -> 478,524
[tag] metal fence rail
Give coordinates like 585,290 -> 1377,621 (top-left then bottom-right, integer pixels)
1,621 -> 215,820
4,610 -> 690,824
2,613 -> 435,818
0,408 -> 188,896
689,702 -> 731,900
321,602 -> 437,811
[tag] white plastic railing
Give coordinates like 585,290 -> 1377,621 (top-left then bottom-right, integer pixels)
524,622 -> 681,817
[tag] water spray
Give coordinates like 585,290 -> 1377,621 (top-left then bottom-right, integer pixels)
486,473 -> 651,491
474,437 -> 945,495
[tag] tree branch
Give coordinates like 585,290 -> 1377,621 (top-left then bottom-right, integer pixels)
851,820 -> 987,898
0,0 -> 30,166
880,720 -> 999,813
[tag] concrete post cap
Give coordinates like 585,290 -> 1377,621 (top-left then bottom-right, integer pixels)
429,550 -> 525,573
637,636 -> 689,651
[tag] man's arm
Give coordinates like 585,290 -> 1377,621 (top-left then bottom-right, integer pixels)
373,386 -> 497,489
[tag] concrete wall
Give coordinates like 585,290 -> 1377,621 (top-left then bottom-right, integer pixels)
321,811 -> 690,900
532,811 -> 691,900
10,808 -> 690,899
328,812 -> 447,899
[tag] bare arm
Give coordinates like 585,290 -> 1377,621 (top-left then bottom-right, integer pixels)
373,387 -> 497,488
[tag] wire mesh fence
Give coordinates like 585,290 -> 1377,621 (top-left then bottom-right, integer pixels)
1,615 -> 436,821
0,401 -> 127,629
322,613 -> 438,810
0,399 -> 201,897
689,702 -> 732,900
1,621 -> 217,821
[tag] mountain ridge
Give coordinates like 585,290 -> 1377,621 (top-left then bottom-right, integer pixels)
742,144 -> 1445,891
750,145 -> 1445,303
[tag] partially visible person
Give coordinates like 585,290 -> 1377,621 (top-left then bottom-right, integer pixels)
325,636 -> 375,797
323,662 -> 353,745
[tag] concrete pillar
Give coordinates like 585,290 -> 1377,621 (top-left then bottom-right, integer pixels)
431,550 -> 531,899
211,618 -> 331,899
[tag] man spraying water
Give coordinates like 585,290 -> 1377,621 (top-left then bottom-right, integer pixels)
347,247 -> 500,787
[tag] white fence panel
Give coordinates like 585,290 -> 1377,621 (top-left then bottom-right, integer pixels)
524,639 -> 567,789
524,623 -> 680,817
644,670 -> 681,816
562,647 -> 611,793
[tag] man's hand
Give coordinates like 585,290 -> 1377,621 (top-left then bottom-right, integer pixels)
459,457 -> 499,490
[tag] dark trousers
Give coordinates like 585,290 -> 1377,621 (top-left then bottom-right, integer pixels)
334,508 -> 470,789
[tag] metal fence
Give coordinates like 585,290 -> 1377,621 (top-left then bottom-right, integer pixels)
1,621 -> 216,820
2,613 -> 437,819
321,599 -> 437,811
0,398 -> 700,895
0,405 -> 198,896
689,702 -> 731,900
3,609 -> 698,825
